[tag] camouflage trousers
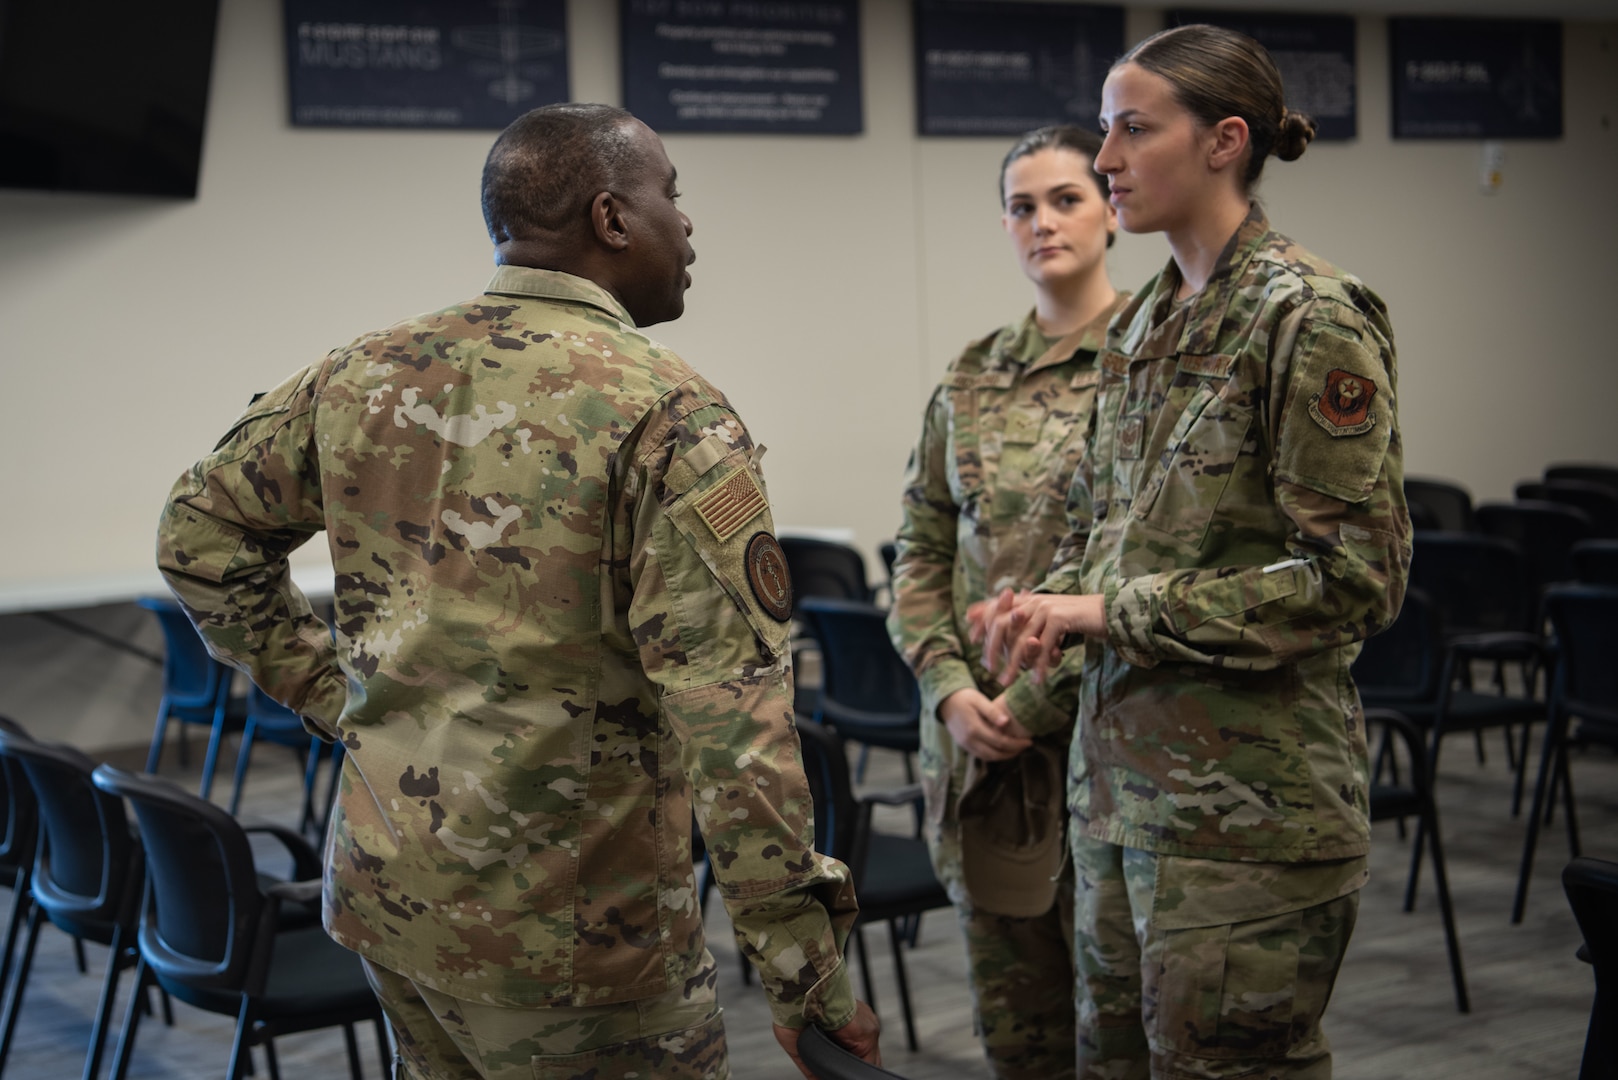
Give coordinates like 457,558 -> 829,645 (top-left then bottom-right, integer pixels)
1070,832 -> 1365,1080
362,951 -> 728,1080
929,809 -> 1079,1080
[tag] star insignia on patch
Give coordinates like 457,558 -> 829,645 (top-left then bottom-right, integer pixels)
1308,369 -> 1378,436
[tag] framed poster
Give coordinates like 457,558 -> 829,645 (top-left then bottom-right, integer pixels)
914,0 -> 1125,137
1167,10 -> 1356,141
622,0 -> 862,134
1390,18 -> 1562,139
285,0 -> 568,129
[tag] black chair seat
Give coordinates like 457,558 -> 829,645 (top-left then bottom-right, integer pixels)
859,834 -> 946,916
156,925 -> 374,1021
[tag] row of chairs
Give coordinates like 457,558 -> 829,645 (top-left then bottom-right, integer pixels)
0,716 -> 384,1080
140,597 -> 342,835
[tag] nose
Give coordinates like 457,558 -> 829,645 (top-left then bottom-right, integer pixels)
680,210 -> 693,236
1094,129 -> 1122,174
1032,202 -> 1054,234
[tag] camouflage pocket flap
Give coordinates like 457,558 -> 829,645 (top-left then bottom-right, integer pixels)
665,432 -> 734,497
1150,854 -> 1368,931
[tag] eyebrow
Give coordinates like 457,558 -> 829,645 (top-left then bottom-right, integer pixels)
1103,108 -> 1145,124
1006,180 -> 1090,200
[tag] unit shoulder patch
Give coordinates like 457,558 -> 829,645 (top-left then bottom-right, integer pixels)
694,465 -> 767,542
744,531 -> 793,622
1307,368 -> 1378,436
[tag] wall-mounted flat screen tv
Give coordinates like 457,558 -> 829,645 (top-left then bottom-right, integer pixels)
0,0 -> 221,198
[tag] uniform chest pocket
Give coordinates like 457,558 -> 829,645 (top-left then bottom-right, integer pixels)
943,370 -> 1016,516
1133,381 -> 1253,550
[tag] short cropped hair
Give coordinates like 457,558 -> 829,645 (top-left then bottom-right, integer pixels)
481,103 -> 638,244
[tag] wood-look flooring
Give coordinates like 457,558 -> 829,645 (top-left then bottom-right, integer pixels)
0,725 -> 1607,1079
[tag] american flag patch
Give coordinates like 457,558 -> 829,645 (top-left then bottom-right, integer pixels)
694,466 -> 767,542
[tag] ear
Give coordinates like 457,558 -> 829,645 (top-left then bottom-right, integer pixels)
1207,117 -> 1250,173
591,190 -> 630,252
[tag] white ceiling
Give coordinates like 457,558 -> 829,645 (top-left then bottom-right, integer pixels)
1158,0 -> 1618,18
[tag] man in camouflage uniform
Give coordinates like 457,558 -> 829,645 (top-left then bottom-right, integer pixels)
889,289 -> 1127,1079
156,103 -> 879,1080
983,204 -> 1409,1079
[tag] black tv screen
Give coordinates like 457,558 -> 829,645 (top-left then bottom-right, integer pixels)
0,0 -> 220,198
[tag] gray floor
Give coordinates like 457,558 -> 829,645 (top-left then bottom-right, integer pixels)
0,723 -> 1607,1079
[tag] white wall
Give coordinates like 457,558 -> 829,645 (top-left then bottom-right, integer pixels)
1,0 -> 1615,745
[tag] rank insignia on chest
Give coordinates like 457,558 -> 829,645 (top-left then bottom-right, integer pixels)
695,465 -> 768,542
1308,368 -> 1378,436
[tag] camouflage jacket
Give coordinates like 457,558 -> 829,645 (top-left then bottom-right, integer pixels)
156,267 -> 858,1028
888,299 -> 1127,820
1010,207 -> 1410,863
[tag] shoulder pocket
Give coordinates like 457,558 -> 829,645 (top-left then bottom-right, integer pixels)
666,448 -> 793,660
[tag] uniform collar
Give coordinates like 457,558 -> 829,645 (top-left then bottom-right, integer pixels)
1000,292 -> 1130,376
1122,203 -> 1271,361
484,265 -> 637,327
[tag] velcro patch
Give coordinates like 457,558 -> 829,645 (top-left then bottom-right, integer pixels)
694,466 -> 767,542
1307,368 -> 1378,436
744,532 -> 793,622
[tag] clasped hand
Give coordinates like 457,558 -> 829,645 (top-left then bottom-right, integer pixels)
964,589 -> 1106,686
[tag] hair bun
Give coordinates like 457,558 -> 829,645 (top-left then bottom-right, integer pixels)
1275,109 -> 1317,161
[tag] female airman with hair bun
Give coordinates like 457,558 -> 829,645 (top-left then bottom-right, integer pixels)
974,23 -> 1410,1079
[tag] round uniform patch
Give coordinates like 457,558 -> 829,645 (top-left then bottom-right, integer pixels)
745,532 -> 793,623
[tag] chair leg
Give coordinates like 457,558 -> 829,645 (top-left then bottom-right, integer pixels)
80,928 -> 132,1080
852,926 -> 878,1017
1403,815 -> 1426,914
198,697 -> 232,801
1422,809 -> 1470,1013
298,736 -> 323,834
264,1034 -> 282,1080
886,919 -> 920,1053
228,718 -> 261,816
228,997 -> 256,1080
373,1015 -> 392,1079
73,936 -> 88,974
0,871 -> 29,997
146,701 -> 172,774
1510,719 -> 1535,818
342,1022 -> 362,1080
0,904 -> 45,1074
1513,705 -> 1566,924
107,958 -> 152,1080
1560,750 -> 1581,858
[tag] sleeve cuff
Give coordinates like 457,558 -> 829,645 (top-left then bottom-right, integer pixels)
772,956 -> 857,1030
1001,666 -> 1077,737
1106,575 -> 1162,670
917,659 -> 978,725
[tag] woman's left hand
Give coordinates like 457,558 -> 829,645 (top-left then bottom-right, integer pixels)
974,590 -> 1105,684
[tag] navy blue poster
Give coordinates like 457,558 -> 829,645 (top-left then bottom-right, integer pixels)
622,1 -> 862,134
1390,18 -> 1562,139
1167,11 -> 1356,141
285,0 -> 568,129
914,1 -> 1124,137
